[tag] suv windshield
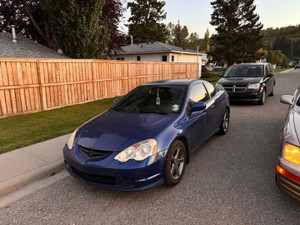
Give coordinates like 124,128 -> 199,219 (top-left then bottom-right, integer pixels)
112,85 -> 187,114
224,65 -> 264,78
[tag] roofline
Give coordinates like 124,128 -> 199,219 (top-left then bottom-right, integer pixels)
118,51 -> 203,56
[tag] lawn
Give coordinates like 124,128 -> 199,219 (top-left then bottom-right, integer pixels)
0,97 -> 119,154
274,68 -> 292,73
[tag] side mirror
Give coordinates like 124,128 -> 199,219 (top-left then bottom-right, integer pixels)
280,95 -> 293,105
191,102 -> 206,112
114,99 -> 119,104
267,73 -> 273,77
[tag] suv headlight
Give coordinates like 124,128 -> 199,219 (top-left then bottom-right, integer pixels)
115,139 -> 157,162
283,143 -> 300,166
248,83 -> 261,90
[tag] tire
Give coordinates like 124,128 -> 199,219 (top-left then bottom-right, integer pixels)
258,89 -> 266,105
269,84 -> 275,96
218,108 -> 230,135
164,140 -> 186,186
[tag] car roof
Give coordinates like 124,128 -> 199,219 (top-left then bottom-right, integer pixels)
141,79 -> 202,86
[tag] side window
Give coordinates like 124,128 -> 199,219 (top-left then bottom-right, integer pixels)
265,64 -> 270,76
189,83 -> 209,103
268,64 -> 274,74
203,82 -> 216,98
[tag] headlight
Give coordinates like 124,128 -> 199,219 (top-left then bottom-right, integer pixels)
115,139 -> 157,162
67,129 -> 78,149
248,83 -> 261,90
283,143 -> 300,166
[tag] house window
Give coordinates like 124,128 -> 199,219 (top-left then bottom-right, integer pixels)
116,57 -> 124,61
171,56 -> 175,62
137,56 -> 141,61
162,55 -> 167,62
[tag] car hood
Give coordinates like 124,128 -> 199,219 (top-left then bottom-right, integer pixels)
218,77 -> 262,86
75,110 -> 177,151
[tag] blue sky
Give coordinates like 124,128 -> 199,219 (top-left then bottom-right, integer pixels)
120,0 -> 300,37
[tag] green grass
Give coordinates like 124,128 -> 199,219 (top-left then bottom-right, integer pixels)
201,76 -> 220,85
0,97 -> 120,154
274,68 -> 291,73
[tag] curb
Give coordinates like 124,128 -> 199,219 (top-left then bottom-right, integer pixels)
0,159 -> 65,197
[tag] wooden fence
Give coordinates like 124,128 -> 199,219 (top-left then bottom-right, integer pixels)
0,58 -> 199,118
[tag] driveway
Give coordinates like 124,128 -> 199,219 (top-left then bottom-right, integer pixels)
0,70 -> 299,224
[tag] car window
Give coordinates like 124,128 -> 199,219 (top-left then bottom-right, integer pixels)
189,83 -> 210,102
203,82 -> 216,98
223,65 -> 263,77
268,64 -> 274,74
265,64 -> 270,76
112,85 -> 187,114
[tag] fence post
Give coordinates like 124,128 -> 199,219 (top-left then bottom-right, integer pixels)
36,60 -> 45,111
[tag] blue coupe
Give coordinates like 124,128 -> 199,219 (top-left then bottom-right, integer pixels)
63,79 -> 230,191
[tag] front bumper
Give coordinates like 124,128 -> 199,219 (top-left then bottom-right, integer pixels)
63,145 -> 167,191
226,89 -> 262,102
276,159 -> 300,201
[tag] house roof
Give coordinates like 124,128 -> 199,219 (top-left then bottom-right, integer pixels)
119,42 -> 202,56
0,32 -> 68,58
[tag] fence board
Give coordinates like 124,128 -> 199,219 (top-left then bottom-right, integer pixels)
0,58 -> 199,118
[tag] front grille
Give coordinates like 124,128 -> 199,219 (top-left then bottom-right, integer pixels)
79,145 -> 112,159
71,166 -> 116,185
223,85 -> 247,92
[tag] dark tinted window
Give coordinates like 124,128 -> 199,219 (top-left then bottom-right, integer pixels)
172,56 -> 175,62
137,56 -> 141,61
224,65 -> 263,77
112,85 -> 187,114
203,82 -> 216,98
189,83 -> 209,102
162,55 -> 167,62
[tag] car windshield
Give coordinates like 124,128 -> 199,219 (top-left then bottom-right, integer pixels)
112,85 -> 187,114
224,65 -> 263,78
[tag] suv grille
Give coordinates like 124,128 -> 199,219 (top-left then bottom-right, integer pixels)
223,84 -> 247,92
79,145 -> 112,159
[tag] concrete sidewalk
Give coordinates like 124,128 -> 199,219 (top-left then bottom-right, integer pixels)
0,134 -> 70,197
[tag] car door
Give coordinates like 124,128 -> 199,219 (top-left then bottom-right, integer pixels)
264,64 -> 274,95
185,83 -> 211,152
203,82 -> 222,134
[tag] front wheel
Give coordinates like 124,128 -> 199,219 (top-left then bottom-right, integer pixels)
218,108 -> 229,135
164,140 -> 186,186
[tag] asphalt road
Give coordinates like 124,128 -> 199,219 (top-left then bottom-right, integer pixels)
1,70 -> 300,225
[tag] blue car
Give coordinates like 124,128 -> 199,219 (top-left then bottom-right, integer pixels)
63,79 -> 230,191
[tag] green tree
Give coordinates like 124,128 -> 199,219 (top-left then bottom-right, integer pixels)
127,0 -> 168,43
171,21 -> 189,48
44,0 -> 109,58
267,50 -> 289,68
204,29 -> 210,52
210,0 -> 263,65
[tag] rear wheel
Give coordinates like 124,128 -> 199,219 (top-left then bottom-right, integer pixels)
258,89 -> 266,105
218,108 -> 229,135
164,140 -> 186,186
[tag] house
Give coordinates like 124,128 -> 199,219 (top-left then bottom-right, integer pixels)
114,42 -> 203,77
0,32 -> 67,58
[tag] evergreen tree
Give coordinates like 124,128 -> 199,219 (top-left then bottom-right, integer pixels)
127,0 -> 168,43
210,0 -> 263,65
172,21 -> 189,48
204,29 -> 210,52
44,0 -> 110,58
